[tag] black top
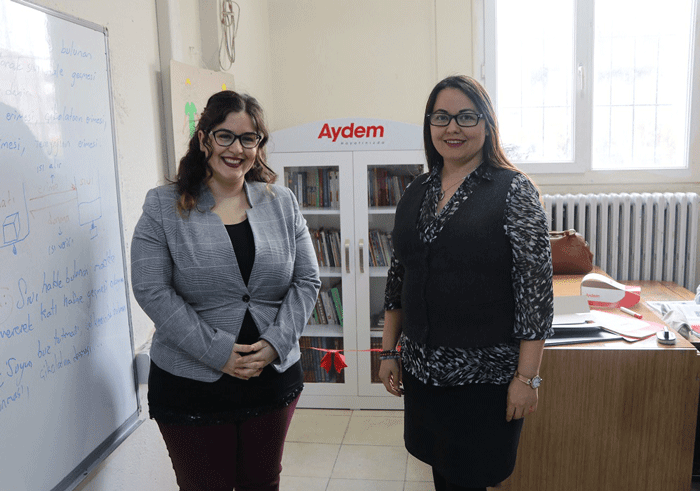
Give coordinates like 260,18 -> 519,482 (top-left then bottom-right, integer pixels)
384,164 -> 554,386
147,219 -> 303,424
392,166 -> 516,349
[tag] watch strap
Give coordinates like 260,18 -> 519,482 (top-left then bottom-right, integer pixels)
514,371 -> 541,388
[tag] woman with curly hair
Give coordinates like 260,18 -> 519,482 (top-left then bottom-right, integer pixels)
131,90 -> 320,491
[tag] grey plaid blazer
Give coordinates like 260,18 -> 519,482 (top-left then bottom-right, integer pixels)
131,181 -> 321,382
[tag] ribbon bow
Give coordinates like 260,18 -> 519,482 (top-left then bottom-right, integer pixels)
318,349 -> 348,374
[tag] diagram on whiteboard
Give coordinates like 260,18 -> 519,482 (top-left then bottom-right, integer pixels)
1,184 -> 30,255
1,173 -> 104,256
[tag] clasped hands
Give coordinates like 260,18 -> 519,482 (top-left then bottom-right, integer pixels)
221,340 -> 278,380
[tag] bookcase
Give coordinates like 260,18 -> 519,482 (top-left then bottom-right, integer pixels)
268,119 -> 425,409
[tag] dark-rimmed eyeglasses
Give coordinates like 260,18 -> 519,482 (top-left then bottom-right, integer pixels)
427,112 -> 484,128
209,129 -> 262,149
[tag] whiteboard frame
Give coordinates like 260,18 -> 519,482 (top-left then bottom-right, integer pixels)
9,2 -> 143,490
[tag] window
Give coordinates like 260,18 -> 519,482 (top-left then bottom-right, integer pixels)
483,0 -> 697,172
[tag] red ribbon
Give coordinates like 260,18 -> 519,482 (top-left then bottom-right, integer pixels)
319,350 -> 348,373
308,347 -> 383,374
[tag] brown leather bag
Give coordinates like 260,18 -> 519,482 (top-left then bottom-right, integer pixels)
549,229 -> 594,274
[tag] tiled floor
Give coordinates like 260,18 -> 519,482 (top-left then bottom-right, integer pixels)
280,409 -> 434,491
282,408 -> 700,491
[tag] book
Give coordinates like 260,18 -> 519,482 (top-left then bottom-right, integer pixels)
299,336 -> 316,382
379,232 -> 393,265
319,229 -> 331,267
330,286 -> 343,327
320,290 -> 337,325
322,168 -> 330,207
313,295 -> 327,324
329,230 -> 340,267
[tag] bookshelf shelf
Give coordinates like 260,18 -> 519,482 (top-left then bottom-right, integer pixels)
300,208 -> 341,215
303,324 -> 343,337
269,120 -> 424,409
368,206 -> 397,214
318,267 -> 342,277
369,267 -> 389,277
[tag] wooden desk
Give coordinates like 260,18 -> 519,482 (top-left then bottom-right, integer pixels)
498,274 -> 700,491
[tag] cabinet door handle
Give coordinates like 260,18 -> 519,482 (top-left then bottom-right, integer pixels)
345,239 -> 350,274
359,239 -> 364,273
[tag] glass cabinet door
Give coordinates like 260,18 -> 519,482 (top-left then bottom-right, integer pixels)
267,152 -> 357,398
352,151 -> 426,397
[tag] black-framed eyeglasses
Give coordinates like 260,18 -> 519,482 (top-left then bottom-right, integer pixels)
427,112 -> 484,128
209,129 -> 262,149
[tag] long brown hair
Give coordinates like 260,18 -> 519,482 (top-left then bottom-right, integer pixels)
174,90 -> 276,213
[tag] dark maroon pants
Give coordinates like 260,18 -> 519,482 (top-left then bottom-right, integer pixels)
156,397 -> 299,491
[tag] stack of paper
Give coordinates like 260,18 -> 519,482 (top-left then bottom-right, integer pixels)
547,295 -> 666,345
587,310 -> 662,342
547,296 -> 622,346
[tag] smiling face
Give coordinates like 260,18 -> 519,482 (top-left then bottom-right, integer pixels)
429,87 -> 487,171
198,110 -> 258,190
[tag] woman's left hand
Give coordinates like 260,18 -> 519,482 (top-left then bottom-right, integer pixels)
506,377 -> 538,422
232,340 -> 279,379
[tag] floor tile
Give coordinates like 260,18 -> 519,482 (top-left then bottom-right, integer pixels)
280,476 -> 328,491
405,453 -> 433,482
331,444 -> 407,480
353,409 -> 404,418
281,442 -> 340,478
287,410 -> 351,444
326,478 -> 405,490
403,482 -> 435,491
296,408 -> 353,417
279,476 -> 329,491
343,413 -> 404,446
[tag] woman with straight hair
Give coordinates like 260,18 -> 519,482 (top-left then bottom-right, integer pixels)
131,90 -> 320,491
379,75 -> 553,491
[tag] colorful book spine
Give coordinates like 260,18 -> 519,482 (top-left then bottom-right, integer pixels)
330,286 -> 343,327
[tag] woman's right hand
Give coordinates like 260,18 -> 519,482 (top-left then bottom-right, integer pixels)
379,359 -> 403,397
221,343 -> 260,380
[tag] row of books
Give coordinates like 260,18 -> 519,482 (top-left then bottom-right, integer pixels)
284,168 -> 340,209
369,337 -> 383,384
309,228 -> 341,268
299,336 -> 345,383
310,228 -> 392,269
367,168 -> 416,207
308,286 -> 343,326
368,230 -> 393,267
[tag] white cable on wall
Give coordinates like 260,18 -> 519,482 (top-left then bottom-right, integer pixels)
219,0 -> 240,70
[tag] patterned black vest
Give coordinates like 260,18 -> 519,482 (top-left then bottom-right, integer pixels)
392,166 -> 517,348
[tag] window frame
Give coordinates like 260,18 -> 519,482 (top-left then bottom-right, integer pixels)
476,0 -> 700,182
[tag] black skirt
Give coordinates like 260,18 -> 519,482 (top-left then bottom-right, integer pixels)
402,369 -> 524,488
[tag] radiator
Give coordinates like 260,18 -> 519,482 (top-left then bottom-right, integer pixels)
543,193 -> 700,290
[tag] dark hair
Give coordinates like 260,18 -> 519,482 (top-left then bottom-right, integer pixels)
174,90 -> 276,212
423,75 -> 520,174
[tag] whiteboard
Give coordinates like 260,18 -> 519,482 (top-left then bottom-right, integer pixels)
0,1 -> 140,490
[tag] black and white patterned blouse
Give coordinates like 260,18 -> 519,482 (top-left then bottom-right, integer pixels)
384,163 -> 554,386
